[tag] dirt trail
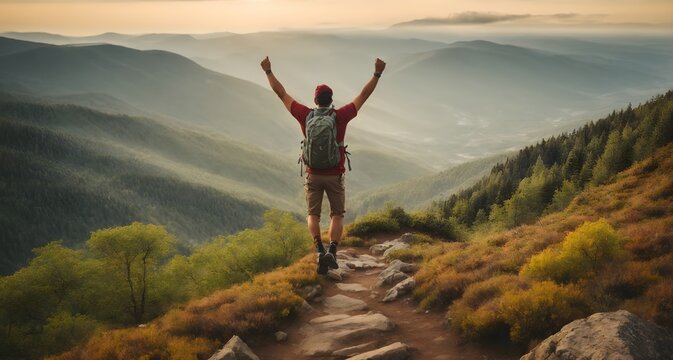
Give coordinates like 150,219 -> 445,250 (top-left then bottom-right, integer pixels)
252,245 -> 522,360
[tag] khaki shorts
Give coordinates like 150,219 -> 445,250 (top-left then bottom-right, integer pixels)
304,173 -> 346,218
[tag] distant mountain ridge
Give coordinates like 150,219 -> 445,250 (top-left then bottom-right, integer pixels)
0,36 -> 297,152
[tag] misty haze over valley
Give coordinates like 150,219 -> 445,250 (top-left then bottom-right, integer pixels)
1,26 -> 671,272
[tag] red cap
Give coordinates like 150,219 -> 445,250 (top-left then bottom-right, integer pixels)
314,84 -> 333,99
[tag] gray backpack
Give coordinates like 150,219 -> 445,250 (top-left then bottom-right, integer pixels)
300,107 -> 342,172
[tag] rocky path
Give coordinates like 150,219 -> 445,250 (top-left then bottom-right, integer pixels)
250,234 -> 521,360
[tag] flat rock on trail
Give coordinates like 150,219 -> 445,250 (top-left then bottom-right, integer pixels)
252,241 -> 521,360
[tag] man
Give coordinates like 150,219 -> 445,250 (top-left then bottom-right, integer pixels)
261,56 -> 386,275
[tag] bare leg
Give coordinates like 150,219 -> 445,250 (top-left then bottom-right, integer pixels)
307,215 -> 321,239
328,215 -> 343,244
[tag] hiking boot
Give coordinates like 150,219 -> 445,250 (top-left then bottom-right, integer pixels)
321,252 -> 338,270
328,242 -> 339,269
316,253 -> 329,275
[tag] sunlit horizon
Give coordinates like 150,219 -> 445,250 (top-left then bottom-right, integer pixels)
1,0 -> 672,36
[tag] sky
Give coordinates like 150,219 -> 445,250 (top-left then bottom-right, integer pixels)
0,0 -> 672,35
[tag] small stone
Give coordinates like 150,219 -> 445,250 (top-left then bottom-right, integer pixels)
274,331 -> 288,342
208,335 -> 260,360
399,233 -> 415,243
345,342 -> 409,360
337,283 -> 368,292
326,269 -> 343,281
332,342 -> 376,357
299,300 -> 314,313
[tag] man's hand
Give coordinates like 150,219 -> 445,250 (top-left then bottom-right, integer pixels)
261,56 -> 271,72
375,58 -> 386,73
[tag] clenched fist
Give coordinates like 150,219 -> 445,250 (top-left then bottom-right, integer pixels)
375,58 -> 386,73
260,56 -> 271,72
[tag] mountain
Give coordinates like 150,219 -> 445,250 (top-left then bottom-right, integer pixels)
0,98 -> 310,274
367,40 -> 668,163
0,36 -> 297,152
4,32 -> 669,168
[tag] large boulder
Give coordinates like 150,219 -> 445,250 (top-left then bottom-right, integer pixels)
521,310 -> 673,360
208,335 -> 260,360
382,277 -> 416,302
346,342 -> 410,360
299,313 -> 396,356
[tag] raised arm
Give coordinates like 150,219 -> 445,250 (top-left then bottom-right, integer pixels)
261,56 -> 294,112
352,58 -> 386,112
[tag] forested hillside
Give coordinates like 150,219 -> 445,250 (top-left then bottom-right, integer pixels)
437,91 -> 673,228
0,100 -> 300,274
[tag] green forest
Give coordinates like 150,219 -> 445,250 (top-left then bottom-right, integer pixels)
0,210 -> 311,359
436,91 -> 673,229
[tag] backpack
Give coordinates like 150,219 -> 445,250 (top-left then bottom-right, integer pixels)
299,107 -> 345,174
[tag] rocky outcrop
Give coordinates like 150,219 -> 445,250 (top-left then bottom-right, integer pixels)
208,335 -> 260,360
346,342 -> 410,360
369,233 -> 414,256
375,260 -> 416,288
382,277 -> 416,302
521,310 -> 673,360
339,252 -> 386,270
299,313 -> 396,356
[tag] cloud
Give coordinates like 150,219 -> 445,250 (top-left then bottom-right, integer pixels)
391,11 -> 590,28
392,11 -> 532,27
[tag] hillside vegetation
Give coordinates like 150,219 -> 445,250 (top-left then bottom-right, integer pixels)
0,99 -> 304,273
437,91 -> 673,229
0,210 -> 312,359
402,142 -> 673,346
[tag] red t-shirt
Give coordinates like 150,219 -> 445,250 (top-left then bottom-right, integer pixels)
291,100 -> 358,175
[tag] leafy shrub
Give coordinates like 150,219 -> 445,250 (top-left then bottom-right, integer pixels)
341,236 -> 365,247
499,281 -> 588,343
40,312 -> 101,356
52,255 -> 318,359
522,219 -> 624,283
386,243 -> 445,262
347,211 -> 400,237
448,275 -> 527,340
48,326 -> 216,360
410,212 -> 457,239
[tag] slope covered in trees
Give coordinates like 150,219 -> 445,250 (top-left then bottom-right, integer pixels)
0,101 -> 292,274
437,91 -> 673,228
0,210 -> 312,359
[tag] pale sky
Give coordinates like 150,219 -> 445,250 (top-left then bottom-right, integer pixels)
1,0 -> 672,35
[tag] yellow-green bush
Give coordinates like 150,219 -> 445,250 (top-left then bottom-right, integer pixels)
50,255 -> 318,359
410,211 -> 458,239
448,275 -> 527,340
48,326 -> 216,360
522,219 -> 624,283
499,281 -> 588,343
386,243 -> 445,262
341,236 -> 366,247
347,211 -> 400,237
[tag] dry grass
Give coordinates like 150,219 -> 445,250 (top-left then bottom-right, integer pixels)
50,255 -> 319,359
413,143 -> 673,344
